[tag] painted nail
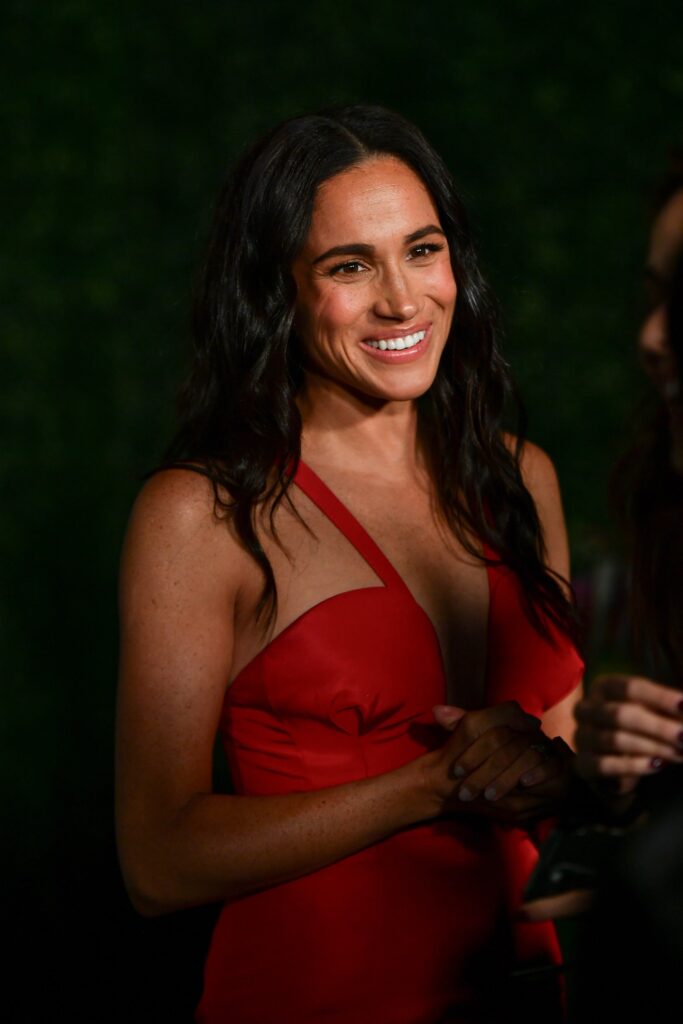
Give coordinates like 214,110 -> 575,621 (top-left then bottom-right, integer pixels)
650,757 -> 665,771
484,786 -> 498,801
451,765 -> 466,779
459,786 -> 475,801
520,771 -> 539,787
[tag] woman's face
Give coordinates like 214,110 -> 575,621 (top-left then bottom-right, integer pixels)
640,187 -> 683,471
291,156 -> 457,404
640,188 -> 683,400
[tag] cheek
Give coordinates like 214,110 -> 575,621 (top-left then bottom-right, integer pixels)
299,285 -> 368,340
428,262 -> 458,309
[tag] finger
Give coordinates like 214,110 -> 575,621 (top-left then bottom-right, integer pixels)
575,699 -> 683,750
444,701 -> 540,762
482,745 -> 557,801
432,705 -> 467,731
449,724 -> 517,780
517,737 -> 571,789
455,731 -> 537,802
519,890 -> 595,923
487,792 -> 550,824
591,675 -> 683,718
574,722 -> 683,761
574,751 -> 668,779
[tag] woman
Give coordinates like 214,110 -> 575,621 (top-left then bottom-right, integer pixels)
570,178 -> 683,1024
116,105 -> 583,1023
575,173 -> 683,796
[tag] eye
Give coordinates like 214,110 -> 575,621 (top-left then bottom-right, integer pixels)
408,242 -> 445,260
327,260 -> 367,277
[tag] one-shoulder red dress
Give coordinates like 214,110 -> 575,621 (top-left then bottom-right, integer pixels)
196,461 -> 583,1023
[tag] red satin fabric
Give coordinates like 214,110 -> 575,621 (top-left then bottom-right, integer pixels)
196,461 -> 583,1023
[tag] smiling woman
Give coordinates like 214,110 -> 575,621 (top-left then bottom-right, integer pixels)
115,106 -> 583,1023
292,158 -> 456,401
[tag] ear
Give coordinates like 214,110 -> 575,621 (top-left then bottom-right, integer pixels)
432,704 -> 467,731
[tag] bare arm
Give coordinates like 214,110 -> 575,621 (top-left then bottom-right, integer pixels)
116,470 -> 535,916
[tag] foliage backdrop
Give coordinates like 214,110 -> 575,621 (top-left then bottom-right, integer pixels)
3,1 -> 682,1018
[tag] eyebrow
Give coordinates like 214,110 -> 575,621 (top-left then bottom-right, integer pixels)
311,223 -> 446,265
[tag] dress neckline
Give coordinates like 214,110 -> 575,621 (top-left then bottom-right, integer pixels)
226,460 -> 494,699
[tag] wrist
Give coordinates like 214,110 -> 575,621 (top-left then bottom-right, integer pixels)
399,750 -> 446,823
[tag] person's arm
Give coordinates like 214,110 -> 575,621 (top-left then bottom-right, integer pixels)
116,469 -> 540,917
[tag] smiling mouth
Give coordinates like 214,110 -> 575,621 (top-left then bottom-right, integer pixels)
364,329 -> 426,351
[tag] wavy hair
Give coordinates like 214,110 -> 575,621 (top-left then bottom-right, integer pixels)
164,104 -> 578,642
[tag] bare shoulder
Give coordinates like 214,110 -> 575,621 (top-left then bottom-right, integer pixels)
120,468 -> 252,604
126,467 -> 223,544
503,434 -> 560,500
503,434 -> 568,576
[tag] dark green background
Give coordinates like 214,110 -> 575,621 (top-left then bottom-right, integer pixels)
3,1 -> 682,1018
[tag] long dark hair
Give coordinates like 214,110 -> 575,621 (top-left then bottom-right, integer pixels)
165,104 -> 577,641
615,240 -> 683,678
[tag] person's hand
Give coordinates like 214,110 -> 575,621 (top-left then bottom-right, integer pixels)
430,703 -> 572,824
574,674 -> 683,795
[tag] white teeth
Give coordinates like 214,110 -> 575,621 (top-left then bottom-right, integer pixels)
365,329 -> 426,351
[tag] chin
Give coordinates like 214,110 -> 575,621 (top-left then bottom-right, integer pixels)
365,374 -> 437,403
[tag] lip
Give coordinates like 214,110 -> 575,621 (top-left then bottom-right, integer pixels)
362,322 -> 432,343
359,323 -> 433,364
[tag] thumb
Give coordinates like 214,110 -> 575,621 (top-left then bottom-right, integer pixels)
432,704 -> 467,731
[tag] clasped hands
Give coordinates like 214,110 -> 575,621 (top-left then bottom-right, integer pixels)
431,701 -> 573,826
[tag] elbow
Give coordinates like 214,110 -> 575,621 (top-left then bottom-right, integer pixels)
117,840 -> 189,917
125,880 -> 174,918
120,860 -> 179,918
118,849 -> 241,916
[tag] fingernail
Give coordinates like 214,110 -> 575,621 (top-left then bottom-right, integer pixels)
451,765 -> 466,779
459,786 -> 475,801
484,786 -> 498,801
650,757 -> 665,771
520,771 -> 539,787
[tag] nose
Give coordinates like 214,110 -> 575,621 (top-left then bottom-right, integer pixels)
372,265 -> 419,321
639,305 -> 676,395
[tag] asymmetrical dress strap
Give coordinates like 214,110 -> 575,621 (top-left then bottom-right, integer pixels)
292,459 -> 408,591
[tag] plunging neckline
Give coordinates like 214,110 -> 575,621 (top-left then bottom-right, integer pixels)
227,460 -> 492,703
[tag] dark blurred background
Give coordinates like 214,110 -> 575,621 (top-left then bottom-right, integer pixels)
3,1 -> 682,1019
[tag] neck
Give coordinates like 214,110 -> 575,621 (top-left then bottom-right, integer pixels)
297,372 -> 422,477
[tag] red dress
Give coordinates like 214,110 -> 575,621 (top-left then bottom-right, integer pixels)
196,461 -> 583,1023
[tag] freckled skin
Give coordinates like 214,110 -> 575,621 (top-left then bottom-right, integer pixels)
291,157 -> 457,405
117,151 -> 578,923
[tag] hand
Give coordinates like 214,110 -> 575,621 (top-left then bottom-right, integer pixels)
430,703 -> 571,824
574,674 -> 683,793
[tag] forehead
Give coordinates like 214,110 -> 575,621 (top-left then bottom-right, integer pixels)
306,157 -> 440,246
649,188 -> 683,278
